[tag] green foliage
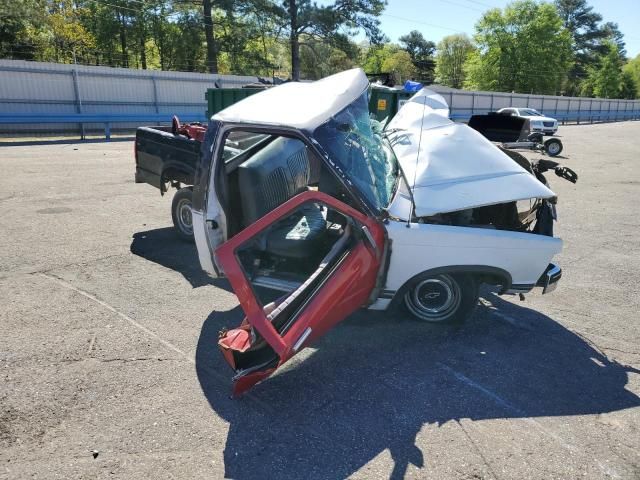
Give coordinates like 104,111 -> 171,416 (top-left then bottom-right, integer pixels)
592,41 -> 622,98
381,49 -> 416,83
464,1 -> 573,95
554,0 -> 627,95
555,0 -> 598,94
619,71 -> 638,100
434,34 -> 474,89
360,43 -> 416,83
299,37 -> 356,79
0,0 -> 46,59
582,41 -> 628,98
361,43 -> 393,73
0,0 -> 634,100
281,0 -> 386,80
45,1 -> 96,63
622,55 -> 640,98
398,30 -> 435,83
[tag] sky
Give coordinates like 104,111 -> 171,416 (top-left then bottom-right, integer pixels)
348,0 -> 640,57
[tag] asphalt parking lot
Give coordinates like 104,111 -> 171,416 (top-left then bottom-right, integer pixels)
1,121 -> 640,479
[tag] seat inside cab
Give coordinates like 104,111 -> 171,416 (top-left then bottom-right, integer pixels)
221,132 -> 356,303
237,137 -> 327,260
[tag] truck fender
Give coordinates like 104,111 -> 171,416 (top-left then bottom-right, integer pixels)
160,162 -> 196,195
389,265 -> 513,306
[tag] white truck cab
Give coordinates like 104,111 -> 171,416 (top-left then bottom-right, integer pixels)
189,69 -> 564,395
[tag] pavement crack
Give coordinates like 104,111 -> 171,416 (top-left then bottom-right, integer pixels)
99,357 -> 179,363
36,253 -> 130,275
37,271 -> 276,414
57,357 -> 180,364
455,420 -> 500,480
1,252 -> 130,280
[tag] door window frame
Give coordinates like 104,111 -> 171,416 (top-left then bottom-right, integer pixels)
204,122 -> 379,241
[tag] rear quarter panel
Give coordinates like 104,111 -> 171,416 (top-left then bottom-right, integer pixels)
384,220 -> 562,291
135,127 -> 200,189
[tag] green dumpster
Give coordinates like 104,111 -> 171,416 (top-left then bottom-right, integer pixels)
368,87 -> 413,123
205,87 -> 266,119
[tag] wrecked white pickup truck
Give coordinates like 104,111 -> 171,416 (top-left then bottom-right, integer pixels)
186,69 -> 570,395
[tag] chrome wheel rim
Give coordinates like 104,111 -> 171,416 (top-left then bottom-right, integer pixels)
176,198 -> 193,235
547,142 -> 560,155
405,274 -> 461,322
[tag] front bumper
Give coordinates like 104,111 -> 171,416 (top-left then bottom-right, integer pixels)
531,127 -> 558,135
536,263 -> 562,294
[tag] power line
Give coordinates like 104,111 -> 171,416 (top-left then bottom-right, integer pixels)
433,0 -> 484,13
459,0 -> 497,9
380,13 -> 464,33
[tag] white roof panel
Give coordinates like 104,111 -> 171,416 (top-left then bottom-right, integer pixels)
212,69 -> 369,131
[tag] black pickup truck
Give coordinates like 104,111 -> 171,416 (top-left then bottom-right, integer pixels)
134,123 -> 265,240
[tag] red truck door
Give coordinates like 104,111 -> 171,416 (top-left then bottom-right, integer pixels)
214,190 -> 386,396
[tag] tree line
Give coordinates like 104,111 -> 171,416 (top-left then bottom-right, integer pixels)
1,0 -> 639,98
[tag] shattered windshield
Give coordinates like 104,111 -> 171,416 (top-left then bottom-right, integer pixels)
313,91 -> 399,211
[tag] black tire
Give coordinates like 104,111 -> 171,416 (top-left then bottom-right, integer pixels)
403,273 -> 479,324
171,187 -> 194,242
544,138 -> 563,157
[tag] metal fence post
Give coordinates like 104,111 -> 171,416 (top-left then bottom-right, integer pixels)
152,76 -> 159,114
554,97 -> 559,118
471,92 -> 475,116
71,68 -> 85,140
151,76 -> 160,126
449,92 -> 454,119
490,94 -> 494,112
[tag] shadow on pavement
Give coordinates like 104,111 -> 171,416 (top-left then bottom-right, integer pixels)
129,228 -> 639,478
130,227 -> 231,291
195,293 -> 640,480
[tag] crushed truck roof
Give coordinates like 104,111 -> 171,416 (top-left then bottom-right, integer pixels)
212,68 -> 369,132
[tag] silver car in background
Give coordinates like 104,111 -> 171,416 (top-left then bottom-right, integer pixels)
497,107 -> 558,135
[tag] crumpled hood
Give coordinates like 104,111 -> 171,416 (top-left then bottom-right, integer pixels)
386,90 -> 555,219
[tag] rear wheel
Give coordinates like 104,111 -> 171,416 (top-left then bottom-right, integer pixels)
403,273 -> 479,324
544,138 -> 563,156
171,187 -> 194,242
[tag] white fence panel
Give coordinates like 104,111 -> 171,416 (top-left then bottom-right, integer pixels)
1,60 -> 639,136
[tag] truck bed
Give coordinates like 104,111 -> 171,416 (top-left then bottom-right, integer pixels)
135,126 -> 200,192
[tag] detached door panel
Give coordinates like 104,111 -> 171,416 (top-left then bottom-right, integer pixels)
215,190 -> 385,396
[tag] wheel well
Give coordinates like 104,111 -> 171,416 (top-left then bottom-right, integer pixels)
160,166 -> 194,195
390,265 -> 512,306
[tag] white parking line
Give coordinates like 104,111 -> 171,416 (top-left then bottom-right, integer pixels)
40,272 -> 192,361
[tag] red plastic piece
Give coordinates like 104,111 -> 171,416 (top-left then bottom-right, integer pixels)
171,115 -> 207,142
